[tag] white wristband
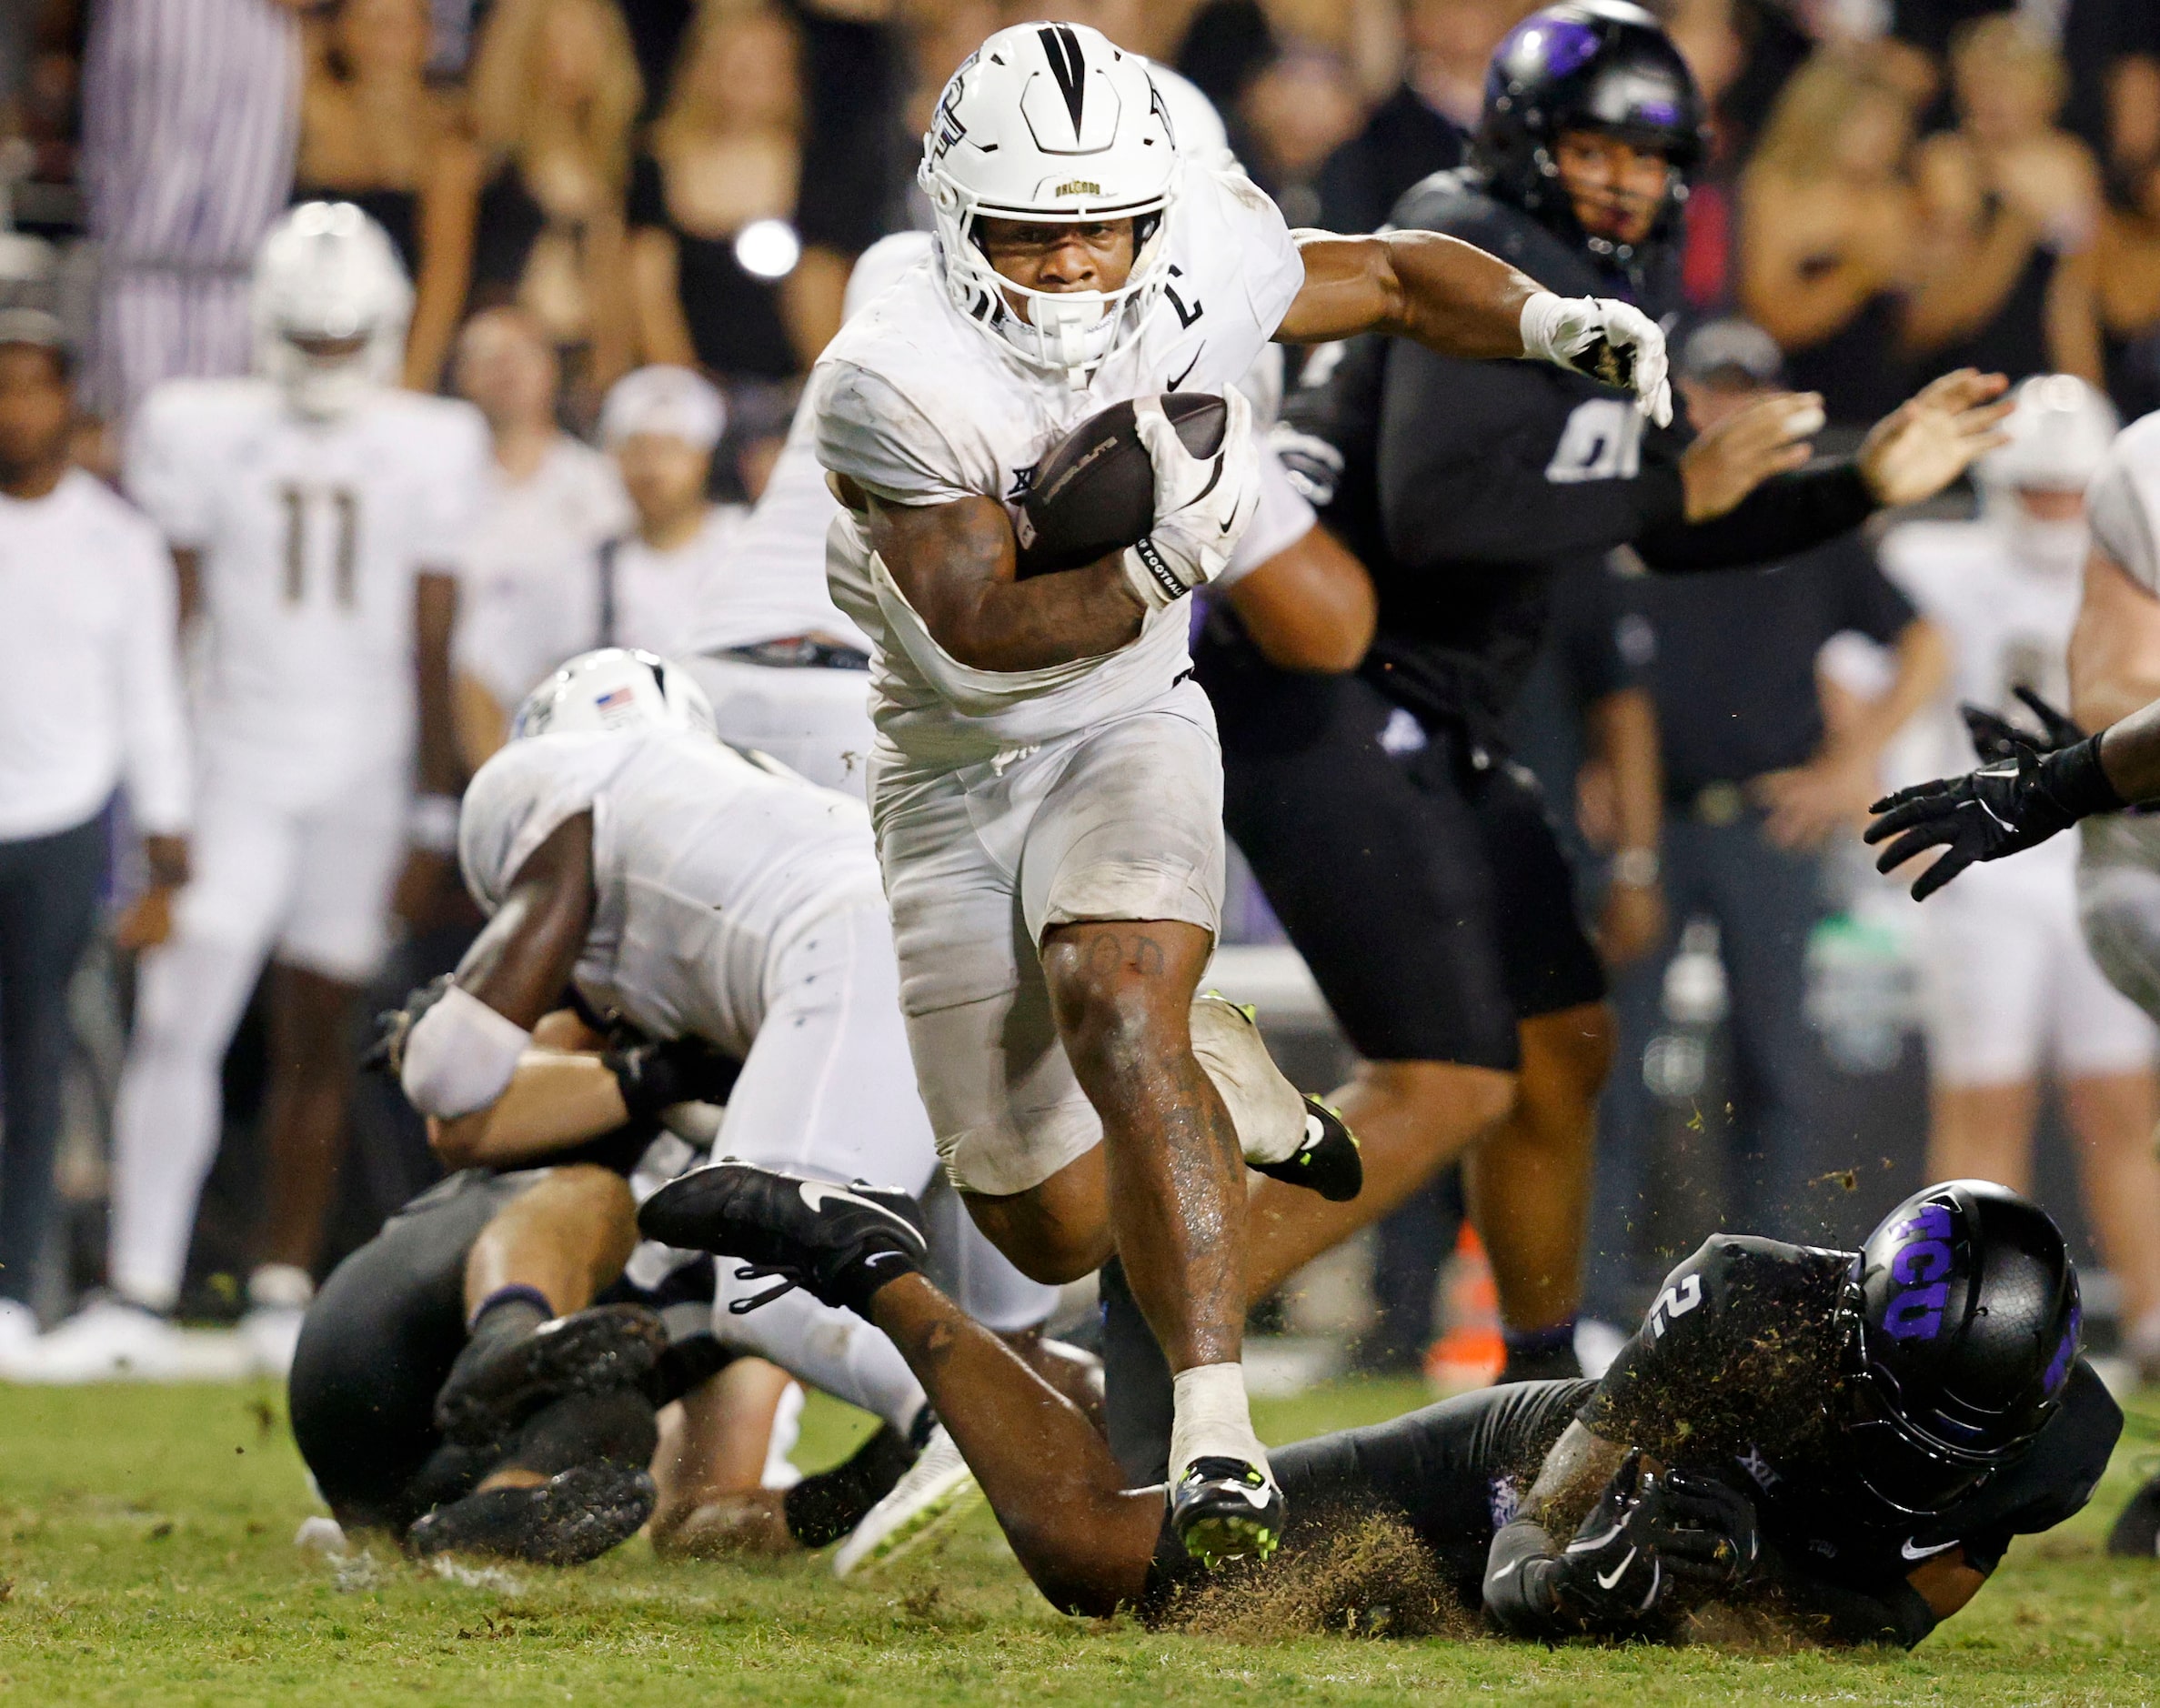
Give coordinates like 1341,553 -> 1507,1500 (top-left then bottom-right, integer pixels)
409,793 -> 460,854
1518,291 -> 1566,364
400,984 -> 531,1119
1611,848 -> 1661,889
1121,538 -> 1192,612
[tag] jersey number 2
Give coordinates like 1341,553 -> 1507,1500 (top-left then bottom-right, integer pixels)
280,486 -> 359,608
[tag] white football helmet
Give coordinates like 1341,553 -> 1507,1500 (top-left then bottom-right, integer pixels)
919,21 -> 1181,384
1979,373 -> 2119,496
512,648 -> 718,741
251,201 -> 413,420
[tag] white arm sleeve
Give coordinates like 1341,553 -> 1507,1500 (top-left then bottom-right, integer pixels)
115,517 -> 193,835
1214,443 -> 1316,591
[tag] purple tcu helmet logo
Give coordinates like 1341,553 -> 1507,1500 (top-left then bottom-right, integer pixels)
1882,1203 -> 1956,1341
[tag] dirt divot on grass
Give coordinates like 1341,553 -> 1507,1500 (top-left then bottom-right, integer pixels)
1163,1511 -> 1482,1642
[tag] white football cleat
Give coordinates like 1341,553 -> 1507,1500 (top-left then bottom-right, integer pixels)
21,1297 -> 187,1382
831,1422 -> 981,1579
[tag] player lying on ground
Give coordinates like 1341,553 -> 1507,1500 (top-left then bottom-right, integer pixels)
291,1141 -> 949,1566
643,1166 -> 2117,1644
374,648 -> 1191,1570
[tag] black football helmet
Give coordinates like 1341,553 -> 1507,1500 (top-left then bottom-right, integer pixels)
1835,1181 -> 2082,1517
1472,1 -> 1706,269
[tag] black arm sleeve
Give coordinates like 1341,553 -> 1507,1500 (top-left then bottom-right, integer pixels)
1635,461 -> 1877,576
1755,1541 -> 1940,1649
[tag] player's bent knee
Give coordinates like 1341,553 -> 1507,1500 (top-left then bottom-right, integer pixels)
1521,1001 -> 1616,1094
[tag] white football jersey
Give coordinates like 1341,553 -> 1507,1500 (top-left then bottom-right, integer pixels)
456,436 -> 632,709
689,408 -> 871,658
813,158 -> 1305,764
127,378 -> 488,804
1881,515 -> 2086,889
458,728 -> 884,1057
2088,408 -> 2160,596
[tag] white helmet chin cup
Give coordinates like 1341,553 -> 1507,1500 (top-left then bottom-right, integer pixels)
252,201 -> 413,419
512,648 -> 718,742
919,22 -> 1180,383
1978,373 -> 2120,500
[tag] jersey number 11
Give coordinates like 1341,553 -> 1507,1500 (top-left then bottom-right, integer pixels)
280,485 -> 359,608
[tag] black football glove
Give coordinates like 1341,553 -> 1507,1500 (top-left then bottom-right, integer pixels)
1961,685 -> 2084,764
1551,1452 -> 1763,1627
1866,732 -> 2122,901
603,1035 -> 742,1123
362,974 -> 454,1078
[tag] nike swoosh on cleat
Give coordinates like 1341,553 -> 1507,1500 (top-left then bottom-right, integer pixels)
1301,1112 -> 1323,1148
1901,1537 -> 1959,1561
1594,1547 -> 1637,1592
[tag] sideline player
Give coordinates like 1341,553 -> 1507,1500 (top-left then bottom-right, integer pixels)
1879,375 -> 2160,1382
28,203 -> 487,1381
1871,403 -> 2160,1552
814,16 -> 1680,1562
1200,3 -> 2012,1380
648,1164 -> 2116,1644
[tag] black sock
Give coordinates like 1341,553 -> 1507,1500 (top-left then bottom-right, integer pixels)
466,1286 -> 551,1355
783,1422 -> 918,1548
1499,1320 -> 1581,1383
1100,1258 -> 1174,1487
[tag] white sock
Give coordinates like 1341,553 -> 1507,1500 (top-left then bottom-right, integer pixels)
248,1264 -> 314,1311
109,937 -> 265,1312
710,1267 -> 928,1434
1168,1361 -> 1271,1486
1189,996 -> 1308,1166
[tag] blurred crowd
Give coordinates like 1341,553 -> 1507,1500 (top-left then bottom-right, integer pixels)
0,0 -> 2152,430
2,0 -> 2160,1383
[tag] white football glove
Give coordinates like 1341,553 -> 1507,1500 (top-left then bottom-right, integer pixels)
1520,291 -> 1673,427
1121,387 -> 1261,612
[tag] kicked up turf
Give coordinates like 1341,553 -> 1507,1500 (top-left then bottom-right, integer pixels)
0,1375 -> 2155,1705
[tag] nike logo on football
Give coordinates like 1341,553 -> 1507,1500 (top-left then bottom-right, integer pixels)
1901,1537 -> 1959,1561
1595,1547 -> 1638,1591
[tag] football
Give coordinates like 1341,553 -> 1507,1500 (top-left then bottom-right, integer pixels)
1013,391 -> 1228,578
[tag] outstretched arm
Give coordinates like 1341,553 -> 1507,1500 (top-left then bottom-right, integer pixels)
1279,232 -> 1670,423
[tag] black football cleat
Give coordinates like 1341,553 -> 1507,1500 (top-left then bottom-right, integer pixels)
638,1161 -> 927,1316
407,1462 -> 657,1566
434,1303 -> 669,1447
1248,1098 -> 1363,1202
2107,1473 -> 2160,1558
1170,1457 -> 1285,1569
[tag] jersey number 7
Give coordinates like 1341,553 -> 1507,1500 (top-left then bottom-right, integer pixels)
280,485 -> 360,608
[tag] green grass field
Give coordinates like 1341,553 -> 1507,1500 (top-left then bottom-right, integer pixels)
0,1376 -> 2155,1706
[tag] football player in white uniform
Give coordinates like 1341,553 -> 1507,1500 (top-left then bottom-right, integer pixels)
1880,376 -> 2160,1382
29,203 -> 489,1381
771,21 -> 1672,1564
391,648 -> 1078,1575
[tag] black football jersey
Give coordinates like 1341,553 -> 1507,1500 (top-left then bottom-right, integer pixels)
1581,1235 -> 2122,1596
